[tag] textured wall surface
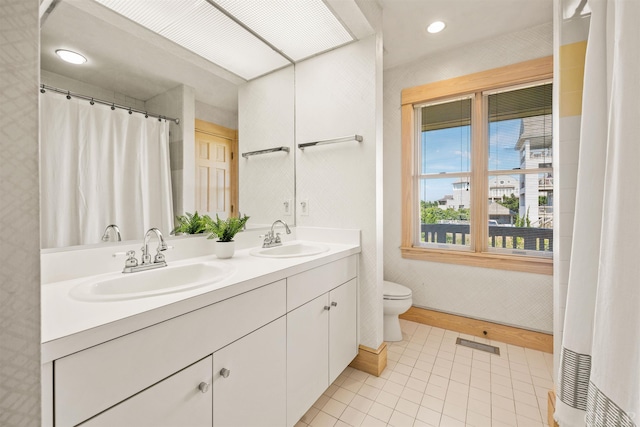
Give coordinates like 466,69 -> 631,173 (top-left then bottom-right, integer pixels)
195,100 -> 237,131
147,85 -> 196,217
384,23 -> 555,333
238,66 -> 295,227
0,0 -> 41,425
41,70 -> 147,109
296,37 -> 383,348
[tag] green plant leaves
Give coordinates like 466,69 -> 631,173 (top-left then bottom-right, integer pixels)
205,214 -> 250,242
171,211 -> 212,235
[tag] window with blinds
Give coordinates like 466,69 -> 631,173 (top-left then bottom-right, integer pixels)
411,81 -> 553,257
416,97 -> 473,249
485,83 -> 553,256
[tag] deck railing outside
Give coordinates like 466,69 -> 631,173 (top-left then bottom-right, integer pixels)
421,223 -> 553,252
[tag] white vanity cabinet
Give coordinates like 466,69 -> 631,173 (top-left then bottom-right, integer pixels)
53,280 -> 286,427
213,316 -> 287,427
328,278 -> 358,382
81,355 -> 213,427
286,256 -> 358,426
47,252 -> 359,427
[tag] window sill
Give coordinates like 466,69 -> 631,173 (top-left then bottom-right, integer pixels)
400,246 -> 553,275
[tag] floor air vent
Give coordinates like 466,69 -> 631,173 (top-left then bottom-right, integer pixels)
456,337 -> 500,355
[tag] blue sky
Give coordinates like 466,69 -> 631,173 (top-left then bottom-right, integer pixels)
420,119 -> 522,202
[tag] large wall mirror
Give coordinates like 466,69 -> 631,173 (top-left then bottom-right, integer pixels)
40,0 -> 295,250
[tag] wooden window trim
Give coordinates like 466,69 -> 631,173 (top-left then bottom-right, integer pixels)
400,56 -> 553,275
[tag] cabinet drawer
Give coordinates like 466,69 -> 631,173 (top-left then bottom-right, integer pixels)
81,356 -> 213,427
287,255 -> 356,311
55,280 -> 286,427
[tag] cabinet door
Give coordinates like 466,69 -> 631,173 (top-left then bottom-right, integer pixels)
81,356 -> 213,427
213,317 -> 286,427
329,278 -> 358,383
286,293 -> 330,427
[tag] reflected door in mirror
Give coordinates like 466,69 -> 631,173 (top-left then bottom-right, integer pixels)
195,120 -> 238,219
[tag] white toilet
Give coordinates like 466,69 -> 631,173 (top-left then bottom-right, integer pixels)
383,281 -> 413,342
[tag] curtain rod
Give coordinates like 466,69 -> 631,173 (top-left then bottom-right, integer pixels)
39,84 -> 180,124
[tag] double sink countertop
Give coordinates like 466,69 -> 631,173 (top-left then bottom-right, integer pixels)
41,228 -> 360,363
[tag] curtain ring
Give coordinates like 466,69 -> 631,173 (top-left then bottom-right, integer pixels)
111,103 -> 115,111
90,98 -> 94,105
66,91 -> 71,100
40,84 -> 46,94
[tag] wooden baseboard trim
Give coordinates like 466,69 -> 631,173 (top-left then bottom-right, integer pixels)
400,306 -> 553,353
548,390 -> 559,427
349,343 -> 387,377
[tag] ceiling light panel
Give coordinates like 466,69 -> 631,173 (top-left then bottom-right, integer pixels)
213,0 -> 353,61
94,0 -> 291,80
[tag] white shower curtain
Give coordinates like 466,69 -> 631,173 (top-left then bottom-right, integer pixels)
556,0 -> 639,426
40,91 -> 174,248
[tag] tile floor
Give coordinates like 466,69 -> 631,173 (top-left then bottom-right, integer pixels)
296,319 -> 554,427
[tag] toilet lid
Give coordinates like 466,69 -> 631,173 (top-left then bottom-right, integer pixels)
383,281 -> 412,299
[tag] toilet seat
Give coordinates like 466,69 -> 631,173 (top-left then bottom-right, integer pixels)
383,281 -> 412,300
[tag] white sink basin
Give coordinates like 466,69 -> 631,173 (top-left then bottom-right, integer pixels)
69,261 -> 235,302
250,242 -> 329,258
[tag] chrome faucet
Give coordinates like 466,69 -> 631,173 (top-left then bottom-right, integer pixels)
262,220 -> 291,248
101,224 -> 122,242
122,227 -> 169,273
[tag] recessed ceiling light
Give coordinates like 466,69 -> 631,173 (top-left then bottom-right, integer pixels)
55,49 -> 87,64
427,21 -> 446,34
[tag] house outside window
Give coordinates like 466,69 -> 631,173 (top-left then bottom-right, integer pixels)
400,57 -> 553,274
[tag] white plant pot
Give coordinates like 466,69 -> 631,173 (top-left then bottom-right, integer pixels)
214,240 -> 235,259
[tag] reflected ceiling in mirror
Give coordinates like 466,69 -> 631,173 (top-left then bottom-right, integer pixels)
41,0 -> 241,110
93,0 -> 354,79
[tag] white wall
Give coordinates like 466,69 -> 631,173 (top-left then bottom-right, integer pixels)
384,22 -> 555,333
0,0 -> 41,424
296,36 -> 384,349
41,70 -> 147,110
238,66 -> 295,227
195,101 -> 237,131
147,85 -> 196,217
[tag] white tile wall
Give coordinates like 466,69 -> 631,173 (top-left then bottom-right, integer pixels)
147,84 -> 196,216
41,70 -> 147,110
195,100 -> 237,131
296,36 -> 383,348
0,0 -> 41,424
383,23 -> 555,334
238,66 -> 295,227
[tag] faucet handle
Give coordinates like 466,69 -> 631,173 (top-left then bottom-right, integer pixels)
275,232 -> 282,243
125,250 -> 138,267
154,245 -> 172,263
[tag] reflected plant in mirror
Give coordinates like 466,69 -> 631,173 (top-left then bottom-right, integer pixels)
171,212 -> 212,235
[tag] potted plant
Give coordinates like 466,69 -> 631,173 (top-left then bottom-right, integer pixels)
206,214 -> 250,258
171,211 -> 212,235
